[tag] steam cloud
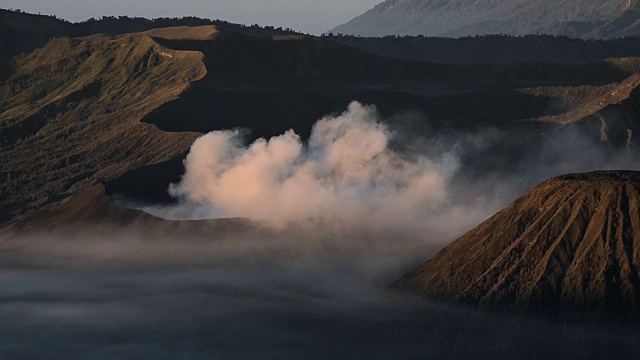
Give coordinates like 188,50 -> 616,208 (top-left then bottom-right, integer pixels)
169,102 -> 474,232
155,100 -> 640,242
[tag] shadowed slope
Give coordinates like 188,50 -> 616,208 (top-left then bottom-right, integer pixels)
142,33 -> 640,139
329,35 -> 640,65
10,184 -> 257,237
394,171 -> 640,317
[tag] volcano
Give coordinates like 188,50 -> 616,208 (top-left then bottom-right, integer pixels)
394,171 -> 640,317
331,0 -> 640,39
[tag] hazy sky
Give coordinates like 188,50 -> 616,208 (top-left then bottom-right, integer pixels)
0,0 -> 380,34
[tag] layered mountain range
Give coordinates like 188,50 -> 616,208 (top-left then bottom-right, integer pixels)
3,9 -> 640,228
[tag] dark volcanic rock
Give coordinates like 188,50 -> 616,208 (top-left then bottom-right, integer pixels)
394,170 -> 640,318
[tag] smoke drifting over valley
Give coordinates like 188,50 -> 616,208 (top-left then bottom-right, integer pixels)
168,102 -> 470,233
153,101 -> 640,243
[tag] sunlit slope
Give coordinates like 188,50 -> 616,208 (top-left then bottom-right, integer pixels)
515,58 -> 640,144
394,171 -> 640,317
142,25 -> 219,41
0,32 -> 207,224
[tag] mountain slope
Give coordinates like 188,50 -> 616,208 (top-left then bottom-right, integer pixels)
393,171 -> 640,317
0,30 -> 207,224
331,0 -> 640,38
11,184 -> 257,237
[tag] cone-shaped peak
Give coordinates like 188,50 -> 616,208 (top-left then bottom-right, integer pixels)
394,170 -> 640,318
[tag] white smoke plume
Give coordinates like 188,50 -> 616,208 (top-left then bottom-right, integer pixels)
168,102 -> 474,232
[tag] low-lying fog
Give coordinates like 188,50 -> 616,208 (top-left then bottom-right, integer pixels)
2,231 -> 639,359
3,102 -> 640,359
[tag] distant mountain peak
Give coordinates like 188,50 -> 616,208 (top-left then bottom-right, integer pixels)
331,0 -> 640,39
